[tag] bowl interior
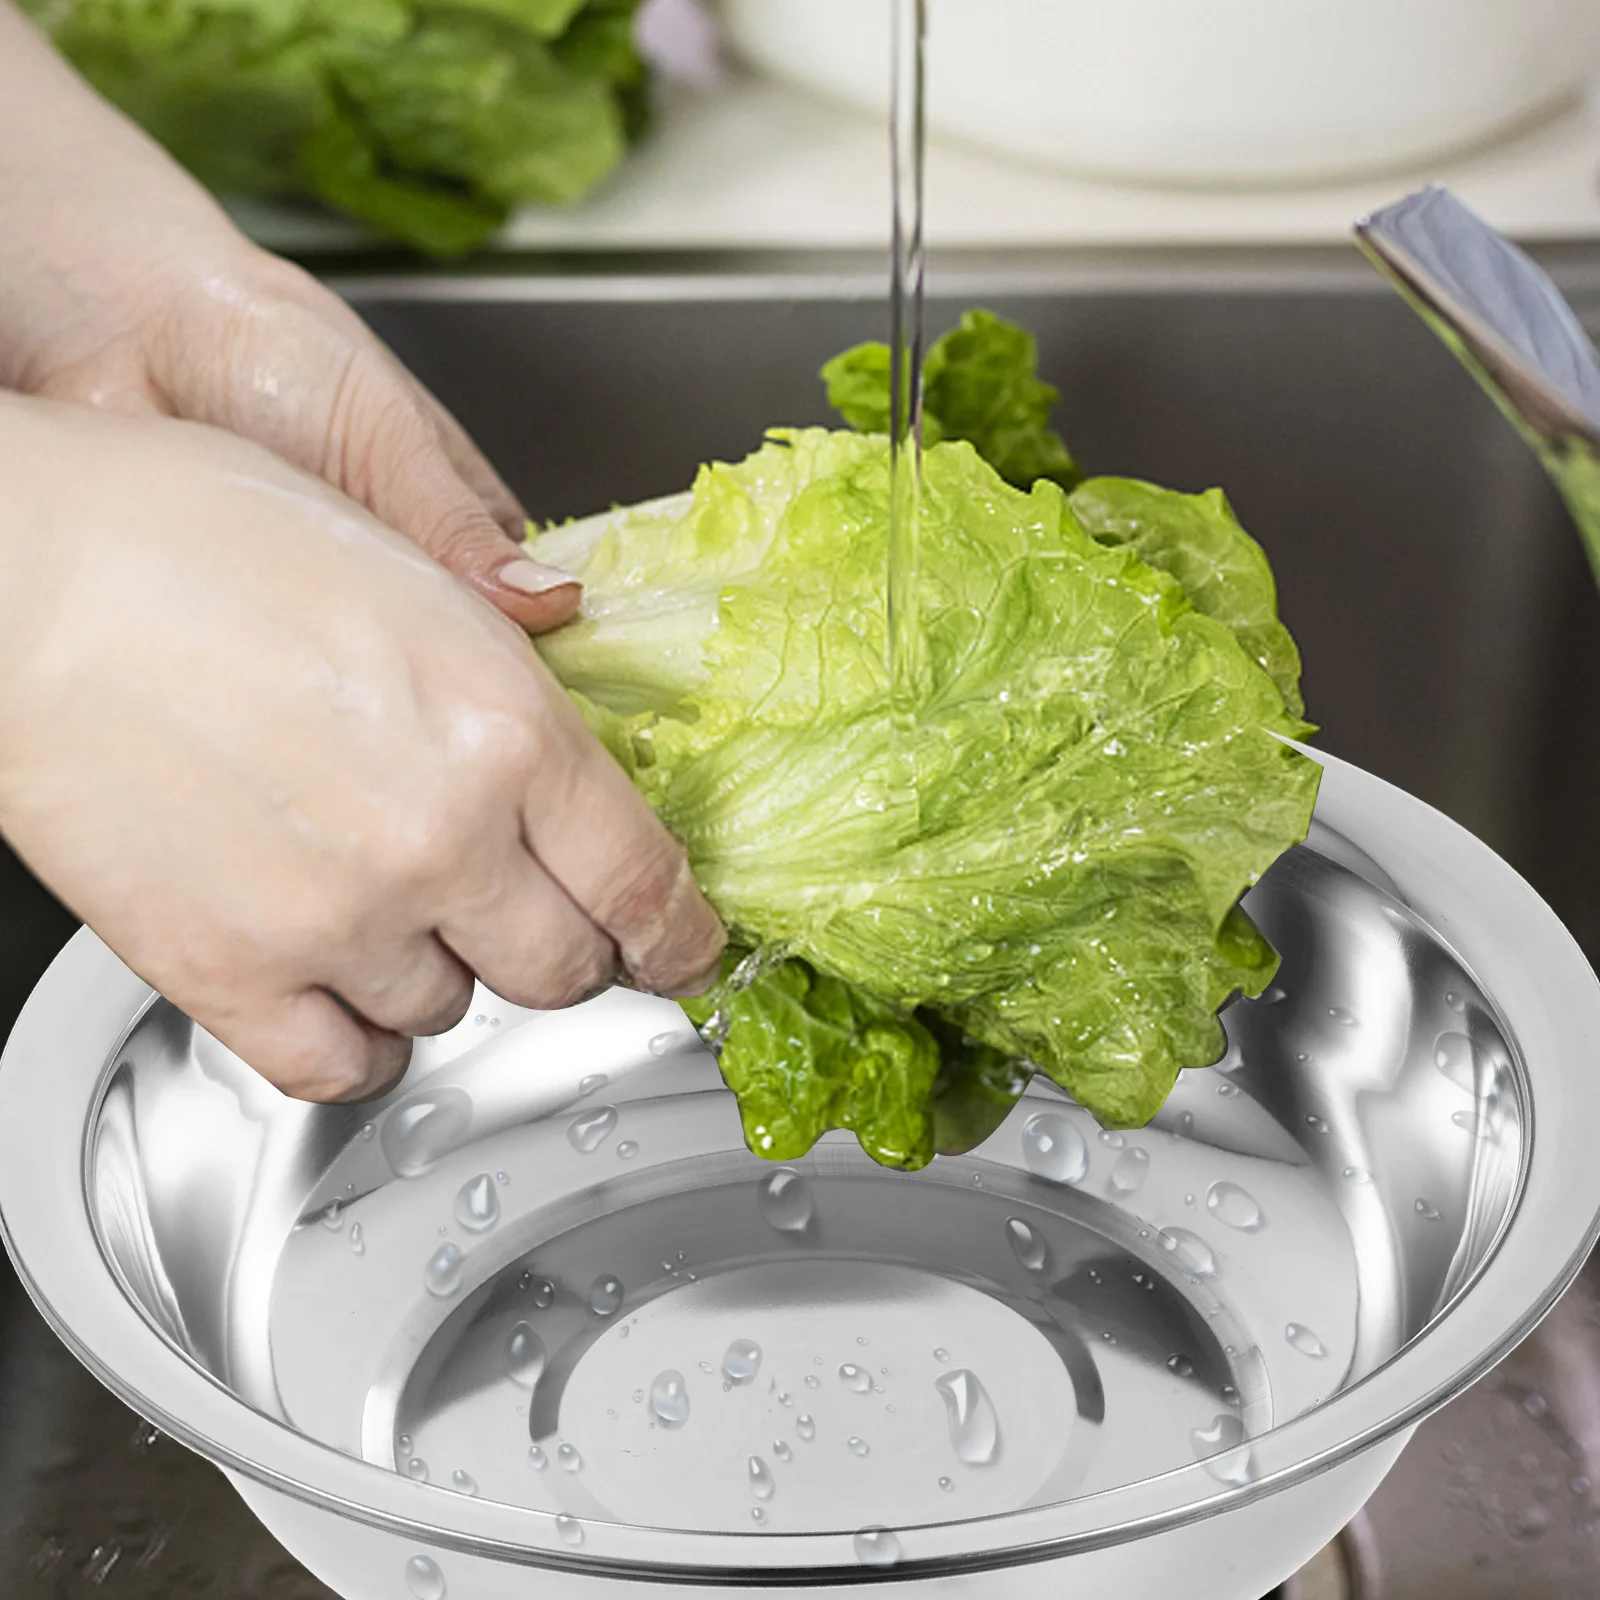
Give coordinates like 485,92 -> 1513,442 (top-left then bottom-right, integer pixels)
87,820 -> 1525,1539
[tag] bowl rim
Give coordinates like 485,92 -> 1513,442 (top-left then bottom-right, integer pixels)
3,744 -> 1599,1581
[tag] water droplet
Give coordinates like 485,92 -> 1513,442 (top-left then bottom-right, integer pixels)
398,1434 -> 413,1454
1525,1392 -> 1550,1418
1206,1181 -> 1264,1232
382,1089 -> 473,1179
557,1443 -> 583,1473
933,1346 -> 950,1362
505,1323 -> 547,1389
748,1456 -> 775,1501
723,1339 -> 763,1385
1445,990 -> 1466,1012
1285,1323 -> 1328,1358
848,1436 -> 870,1457
1255,985 -> 1287,1005
578,1073 -> 608,1098
526,1277 -> 553,1309
1157,1226 -> 1219,1277
649,1370 -> 690,1429
617,1141 -> 639,1160
424,1243 -> 466,1298
555,1515 -> 584,1548
1221,1384 -> 1240,1407
1167,1354 -> 1196,1378
361,1121 -> 377,1141
1020,1113 -> 1088,1184
648,1032 -> 683,1057
935,1369 -> 1001,1466
1098,1129 -> 1126,1148
839,1362 -> 873,1394
350,1222 -> 366,1256
1191,1414 -> 1252,1484
450,1469 -> 477,1495
759,1169 -> 814,1233
319,1199 -> 344,1231
405,1555 -> 447,1600
1343,1166 -> 1373,1185
1006,1217 -> 1049,1272
588,1275 -> 624,1317
1174,1110 -> 1195,1139
854,1528 -> 901,1566
1217,1081 -> 1239,1098
1101,1331 -> 1116,1344
778,1390 -> 794,1407
1108,1147 -> 1150,1195
405,1457 -> 429,1481
1328,1007 -> 1356,1026
454,1174 -> 500,1233
751,1507 -> 766,1525
1432,1031 -> 1480,1094
797,1415 -> 816,1442
774,1440 -> 793,1462
939,1476 -> 954,1491
496,1171 -> 509,1185
567,1106 -> 618,1154
1416,1198 -> 1442,1220
971,1172 -> 984,1187
528,1445 -> 548,1470
1452,1107 -> 1496,1140
1306,1114 -> 1329,1133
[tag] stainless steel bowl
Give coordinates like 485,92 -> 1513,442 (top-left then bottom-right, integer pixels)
3,745 -> 1599,1600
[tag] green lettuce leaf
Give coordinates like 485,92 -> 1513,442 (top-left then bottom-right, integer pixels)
23,0 -> 644,256
822,309 -> 1081,491
1068,477 -> 1307,721
532,425 -> 1318,1167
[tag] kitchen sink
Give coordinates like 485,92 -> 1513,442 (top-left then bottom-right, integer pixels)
4,245 -> 1600,1597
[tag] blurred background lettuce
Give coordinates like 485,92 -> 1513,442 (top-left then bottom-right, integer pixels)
21,0 -> 648,256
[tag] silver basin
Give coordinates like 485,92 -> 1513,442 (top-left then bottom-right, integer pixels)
1,745 -> 1598,1600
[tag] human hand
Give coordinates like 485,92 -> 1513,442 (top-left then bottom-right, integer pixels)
0,396 -> 726,1101
0,1 -> 574,633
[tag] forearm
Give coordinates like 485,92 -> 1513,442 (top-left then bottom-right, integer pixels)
0,1 -> 244,391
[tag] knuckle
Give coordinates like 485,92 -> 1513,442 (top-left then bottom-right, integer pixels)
520,935 -> 615,1012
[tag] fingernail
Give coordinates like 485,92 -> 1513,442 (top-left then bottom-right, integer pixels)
497,557 -> 579,595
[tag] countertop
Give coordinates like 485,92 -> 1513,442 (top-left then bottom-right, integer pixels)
234,72 -> 1600,259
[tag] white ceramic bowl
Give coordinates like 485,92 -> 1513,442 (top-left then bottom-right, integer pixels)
721,0 -> 1600,185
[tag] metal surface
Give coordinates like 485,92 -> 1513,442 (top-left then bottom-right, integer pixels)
3,252 -> 1600,1595
2,746 -> 1599,1600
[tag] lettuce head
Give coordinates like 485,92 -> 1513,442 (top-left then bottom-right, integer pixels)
528,313 -> 1318,1170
